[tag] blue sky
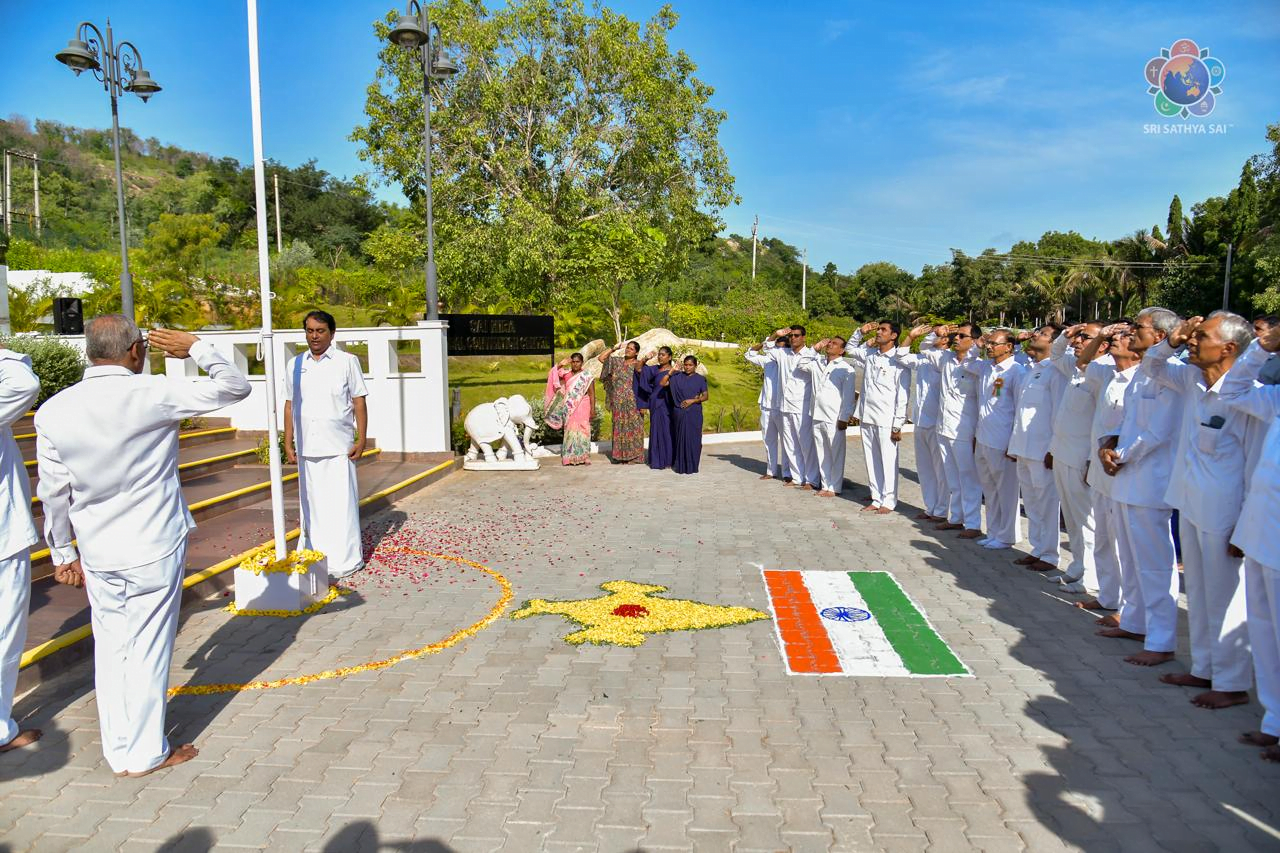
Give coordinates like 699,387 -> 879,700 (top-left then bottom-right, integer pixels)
4,1 -> 1279,274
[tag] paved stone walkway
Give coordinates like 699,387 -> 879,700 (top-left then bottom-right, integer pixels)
2,439 -> 1278,852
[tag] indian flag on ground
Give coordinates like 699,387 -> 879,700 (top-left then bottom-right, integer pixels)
762,570 -> 968,677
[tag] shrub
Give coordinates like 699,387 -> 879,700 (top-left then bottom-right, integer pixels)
1,336 -> 86,407
526,396 -> 603,445
255,431 -> 289,464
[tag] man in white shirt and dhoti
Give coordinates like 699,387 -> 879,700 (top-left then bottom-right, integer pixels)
754,326 -> 817,488
896,325 -> 950,522
1096,308 -> 1185,669
1220,324 -> 1280,762
283,311 -> 369,579
744,329 -> 788,480
0,347 -> 42,755
845,322 -> 910,514
799,337 -> 857,496
38,317 -> 251,776
962,329 -> 1028,549
1007,324 -> 1067,572
1140,311 -> 1255,710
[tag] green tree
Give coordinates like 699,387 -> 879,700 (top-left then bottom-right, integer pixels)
352,0 -> 738,312
1167,195 -> 1187,251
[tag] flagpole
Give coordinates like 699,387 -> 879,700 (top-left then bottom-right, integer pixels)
246,0 -> 288,560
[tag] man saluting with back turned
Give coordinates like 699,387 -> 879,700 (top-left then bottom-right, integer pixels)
36,316 -> 250,777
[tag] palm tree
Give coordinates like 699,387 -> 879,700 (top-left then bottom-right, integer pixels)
373,281 -> 426,326
6,284 -> 52,332
1063,265 -> 1102,324
1030,270 -> 1070,325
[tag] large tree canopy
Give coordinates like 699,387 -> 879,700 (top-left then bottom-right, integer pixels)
352,0 -> 739,315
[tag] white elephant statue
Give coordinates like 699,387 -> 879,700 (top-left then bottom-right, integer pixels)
463,394 -> 539,465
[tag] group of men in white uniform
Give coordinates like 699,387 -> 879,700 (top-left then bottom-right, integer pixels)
748,310 -> 1280,762
0,311 -> 368,775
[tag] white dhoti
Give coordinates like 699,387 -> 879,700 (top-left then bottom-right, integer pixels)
298,454 -> 363,576
1114,502 -> 1178,653
1054,463 -> 1096,586
1181,518 -> 1251,692
0,550 -> 31,747
938,435 -> 981,530
913,426 -> 947,517
975,442 -> 1018,545
1016,457 -> 1061,565
860,424 -> 900,509
1090,488 -> 1123,610
812,421 -> 847,494
83,543 -> 186,775
760,408 -> 784,478
1245,558 -> 1280,737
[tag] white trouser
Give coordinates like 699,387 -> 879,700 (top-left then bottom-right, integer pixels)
1054,462 -> 1096,585
812,420 -> 847,493
760,408 -> 783,477
1181,518 -> 1251,692
860,424 -> 900,509
938,434 -> 981,530
1090,488 -> 1123,610
1016,456 -> 1060,565
299,454 -> 363,576
83,543 -> 186,775
1245,558 -> 1280,737
913,426 -> 946,517
780,412 -> 818,485
1114,502 -> 1178,653
975,443 -> 1018,545
0,550 -> 31,746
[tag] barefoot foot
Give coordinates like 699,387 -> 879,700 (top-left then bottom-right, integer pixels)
125,744 -> 199,778
1239,731 -> 1280,747
1076,599 -> 1113,612
1125,650 -> 1176,667
1097,627 -> 1144,640
876,507 -> 893,515
0,729 -> 42,753
1158,673 -> 1212,688
1263,745 -> 1280,763
1190,690 -> 1250,710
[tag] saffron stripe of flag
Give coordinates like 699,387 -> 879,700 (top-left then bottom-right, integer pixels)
761,570 -> 968,677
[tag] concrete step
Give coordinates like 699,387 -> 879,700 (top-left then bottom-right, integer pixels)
17,453 -> 458,693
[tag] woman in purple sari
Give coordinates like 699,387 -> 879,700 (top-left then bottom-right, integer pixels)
663,355 -> 709,475
640,347 -> 677,469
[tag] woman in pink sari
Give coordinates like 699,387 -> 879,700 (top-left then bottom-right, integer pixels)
544,353 -> 596,465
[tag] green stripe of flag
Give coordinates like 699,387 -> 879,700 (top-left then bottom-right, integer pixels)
847,572 -> 966,675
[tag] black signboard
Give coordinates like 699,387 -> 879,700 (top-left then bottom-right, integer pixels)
442,313 -> 555,356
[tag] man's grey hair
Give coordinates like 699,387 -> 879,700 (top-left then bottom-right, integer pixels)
1207,310 -> 1255,351
989,326 -> 1014,344
85,314 -> 141,361
1137,306 -> 1180,336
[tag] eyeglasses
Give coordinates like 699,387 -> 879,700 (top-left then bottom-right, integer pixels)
953,333 -> 972,340
133,336 -> 148,349
1075,334 -> 1096,342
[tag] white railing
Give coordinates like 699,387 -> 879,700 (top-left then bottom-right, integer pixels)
50,323 -> 450,453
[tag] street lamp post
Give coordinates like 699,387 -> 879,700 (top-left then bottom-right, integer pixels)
55,20 -> 161,322
387,2 -> 457,322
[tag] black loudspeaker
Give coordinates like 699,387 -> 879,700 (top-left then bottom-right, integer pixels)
53,297 -> 84,335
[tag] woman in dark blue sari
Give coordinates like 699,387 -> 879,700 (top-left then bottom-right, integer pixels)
664,355 -> 709,475
641,347 -> 677,469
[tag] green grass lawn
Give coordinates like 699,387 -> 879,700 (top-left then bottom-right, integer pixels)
448,347 -> 764,435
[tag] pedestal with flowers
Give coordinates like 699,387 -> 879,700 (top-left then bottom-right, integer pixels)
233,547 -> 330,614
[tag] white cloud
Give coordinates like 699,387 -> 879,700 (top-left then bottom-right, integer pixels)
822,19 -> 855,44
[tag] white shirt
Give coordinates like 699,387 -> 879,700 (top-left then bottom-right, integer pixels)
756,344 -> 815,416
1007,357 -> 1066,461
1140,339 -> 1249,534
1084,361 -> 1135,495
845,336 -> 909,430
894,335 -> 944,429
964,353 -> 1028,452
0,350 -> 40,561
1220,341 -> 1280,565
1048,333 -> 1113,469
36,340 -> 252,569
798,354 -> 857,424
1106,368 -> 1185,509
744,340 -> 782,411
923,348 -> 978,441
283,346 -> 369,457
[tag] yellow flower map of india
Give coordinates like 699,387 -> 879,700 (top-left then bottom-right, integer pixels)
512,581 -> 769,646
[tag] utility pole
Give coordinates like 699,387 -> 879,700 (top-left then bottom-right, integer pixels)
2,151 -> 10,237
1222,242 -> 1233,311
801,248 -> 807,310
32,153 -> 40,239
273,172 -> 282,252
750,215 -> 758,281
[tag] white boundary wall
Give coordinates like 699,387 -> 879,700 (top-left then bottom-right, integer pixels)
48,322 -> 450,453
